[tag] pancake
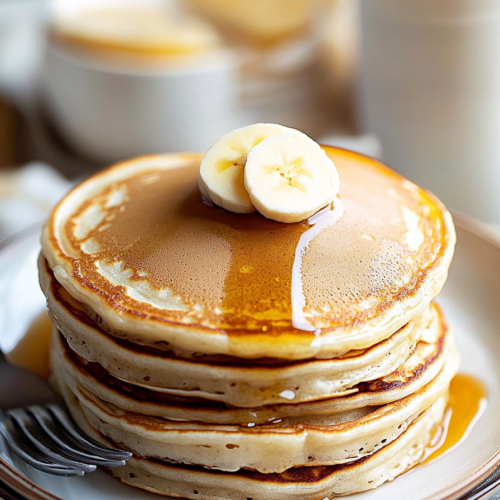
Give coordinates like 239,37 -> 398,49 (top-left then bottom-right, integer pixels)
60,377 -> 449,499
41,257 -> 443,406
41,147 -> 456,360
52,303 -> 451,425
51,7 -> 221,61
52,330 -> 458,473
41,143 -> 459,497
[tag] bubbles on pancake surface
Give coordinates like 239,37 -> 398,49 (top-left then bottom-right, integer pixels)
65,154 -> 443,337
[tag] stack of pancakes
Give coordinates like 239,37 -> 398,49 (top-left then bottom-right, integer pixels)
39,146 -> 457,498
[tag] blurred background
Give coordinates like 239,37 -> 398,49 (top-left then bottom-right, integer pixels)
1,0 -> 499,243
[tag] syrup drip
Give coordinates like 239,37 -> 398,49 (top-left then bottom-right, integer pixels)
6,310 -> 53,380
419,373 -> 487,466
291,198 -> 344,332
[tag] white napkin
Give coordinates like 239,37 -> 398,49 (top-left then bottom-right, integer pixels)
0,162 -> 71,243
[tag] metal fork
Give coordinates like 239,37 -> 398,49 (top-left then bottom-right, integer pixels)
0,349 -> 131,476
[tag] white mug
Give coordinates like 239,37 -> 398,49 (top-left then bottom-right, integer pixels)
358,0 -> 500,224
42,41 -> 238,163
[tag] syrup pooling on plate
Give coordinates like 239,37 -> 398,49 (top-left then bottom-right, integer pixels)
6,310 -> 53,380
419,373 -> 488,466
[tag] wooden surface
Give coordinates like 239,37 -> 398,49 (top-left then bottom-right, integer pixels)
0,97 -> 29,168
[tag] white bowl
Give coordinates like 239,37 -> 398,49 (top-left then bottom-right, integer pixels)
42,42 -> 239,163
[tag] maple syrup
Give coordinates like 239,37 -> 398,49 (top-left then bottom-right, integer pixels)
6,310 -> 53,380
55,147 -> 448,361
419,373 -> 487,466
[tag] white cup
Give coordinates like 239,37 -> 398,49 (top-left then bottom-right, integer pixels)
42,40 -> 238,163
358,0 -> 500,223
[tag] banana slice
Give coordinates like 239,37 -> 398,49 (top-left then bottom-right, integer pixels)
244,133 -> 340,223
199,123 -> 306,214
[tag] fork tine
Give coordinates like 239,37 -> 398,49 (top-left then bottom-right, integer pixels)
6,409 -> 96,473
29,406 -> 127,467
48,404 -> 132,461
0,414 -> 85,476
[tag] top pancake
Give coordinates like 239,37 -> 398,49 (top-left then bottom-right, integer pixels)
41,146 -> 455,359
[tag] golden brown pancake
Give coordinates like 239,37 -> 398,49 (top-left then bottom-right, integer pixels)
52,327 -> 458,473
54,332 -> 451,430
41,147 -> 455,360
51,304 -> 451,425
40,145 -> 459,498
59,375 -> 449,499
41,256 -> 445,407
50,7 -> 221,62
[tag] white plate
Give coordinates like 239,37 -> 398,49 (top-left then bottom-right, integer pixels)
0,218 -> 500,500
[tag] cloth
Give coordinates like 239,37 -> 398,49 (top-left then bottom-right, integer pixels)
0,162 -> 71,244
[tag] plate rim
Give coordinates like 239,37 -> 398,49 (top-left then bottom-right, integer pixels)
0,214 -> 499,500
0,224 -> 42,259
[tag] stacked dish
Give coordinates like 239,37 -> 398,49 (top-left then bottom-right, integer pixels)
39,146 -> 457,498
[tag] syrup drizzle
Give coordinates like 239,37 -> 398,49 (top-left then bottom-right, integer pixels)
291,198 -> 344,332
419,373 -> 488,466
